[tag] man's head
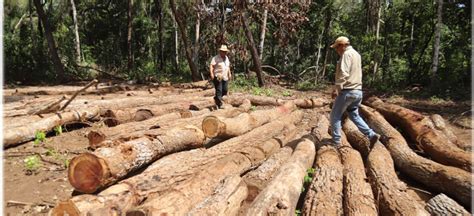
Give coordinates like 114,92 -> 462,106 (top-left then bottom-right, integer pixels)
330,36 -> 350,56
219,45 -> 229,57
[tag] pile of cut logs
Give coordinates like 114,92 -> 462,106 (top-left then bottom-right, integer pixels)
3,81 -> 471,216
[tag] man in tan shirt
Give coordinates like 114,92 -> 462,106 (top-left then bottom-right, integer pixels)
210,45 -> 232,108
329,36 -> 379,147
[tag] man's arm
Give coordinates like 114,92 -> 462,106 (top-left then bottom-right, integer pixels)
335,53 -> 351,92
210,64 -> 215,80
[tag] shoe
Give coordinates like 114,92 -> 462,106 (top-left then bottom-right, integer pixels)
369,133 -> 380,149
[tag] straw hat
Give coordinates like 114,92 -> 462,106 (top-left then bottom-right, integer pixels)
219,45 -> 229,52
330,36 -> 350,48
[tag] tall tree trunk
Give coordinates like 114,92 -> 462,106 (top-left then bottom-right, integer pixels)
156,0 -> 164,70
33,0 -> 65,82
372,4 -> 382,84
430,0 -> 443,88
169,0 -> 200,81
258,8 -> 268,60
193,3 -> 201,76
28,0 -> 36,43
70,0 -> 81,64
127,0 -> 134,73
321,6 -> 332,79
240,11 -> 264,87
173,13 -> 179,72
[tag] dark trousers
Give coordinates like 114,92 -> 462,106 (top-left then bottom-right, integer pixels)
213,78 -> 228,107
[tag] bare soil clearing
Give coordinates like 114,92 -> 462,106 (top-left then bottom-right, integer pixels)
3,82 -> 471,215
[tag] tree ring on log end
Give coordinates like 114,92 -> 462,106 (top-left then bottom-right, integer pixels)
202,116 -> 223,138
103,110 -> 119,127
68,153 -> 107,193
87,131 -> 106,149
134,109 -> 154,121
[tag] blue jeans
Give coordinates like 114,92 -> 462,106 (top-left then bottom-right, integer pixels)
330,89 -> 376,144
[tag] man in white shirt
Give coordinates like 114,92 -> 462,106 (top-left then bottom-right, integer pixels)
329,36 -> 380,148
210,45 -> 232,108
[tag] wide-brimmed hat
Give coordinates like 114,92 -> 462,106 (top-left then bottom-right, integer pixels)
330,36 -> 350,48
219,45 -> 229,52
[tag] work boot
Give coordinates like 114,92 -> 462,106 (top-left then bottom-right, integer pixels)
369,133 -> 381,149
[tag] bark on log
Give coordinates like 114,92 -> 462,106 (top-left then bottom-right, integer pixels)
202,101 -> 296,138
366,97 -> 471,171
173,80 -> 211,89
4,114 -> 55,129
342,118 -> 371,158
244,138 -> 316,216
430,114 -> 471,151
184,175 -> 248,216
69,125 -> 206,193
302,145 -> 343,216
426,193 -> 470,216
302,114 -> 344,216
242,146 -> 293,203
368,140 -> 429,215
340,133 -> 377,215
87,99 -> 250,148
125,115 -> 305,215
28,95 -> 67,115
103,98 -> 214,126
4,107 -> 100,148
225,94 -> 329,109
51,111 -> 303,215
360,105 -> 472,207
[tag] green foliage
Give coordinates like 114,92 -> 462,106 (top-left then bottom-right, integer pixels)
250,106 -> 256,111
24,155 -> 41,172
54,125 -> 63,136
34,131 -> 46,145
282,90 -> 292,97
304,167 -> 316,183
295,209 -> 301,216
45,147 -> 70,168
3,0 -> 470,99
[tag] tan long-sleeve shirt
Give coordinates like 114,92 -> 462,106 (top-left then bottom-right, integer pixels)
334,46 -> 363,92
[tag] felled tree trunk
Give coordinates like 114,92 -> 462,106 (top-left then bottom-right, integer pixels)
184,175 -> 248,216
302,115 -> 343,216
51,111 -> 303,215
342,118 -> 371,158
426,193 -> 470,216
68,125 -> 206,193
360,105 -> 472,207
87,99 -> 250,148
340,134 -> 377,215
225,94 -> 329,108
242,146 -> 293,203
173,80 -> 211,89
202,102 -> 295,138
366,97 -> 471,171
429,114 -> 471,151
4,107 -> 100,148
102,98 -> 214,126
367,142 -> 429,215
244,138 -> 316,216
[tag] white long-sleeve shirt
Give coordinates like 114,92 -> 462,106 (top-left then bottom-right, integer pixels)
334,46 -> 363,91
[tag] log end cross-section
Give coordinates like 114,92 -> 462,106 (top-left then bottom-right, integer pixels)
68,153 -> 109,194
202,116 -> 226,138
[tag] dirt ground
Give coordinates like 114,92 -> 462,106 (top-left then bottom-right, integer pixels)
2,85 -> 472,215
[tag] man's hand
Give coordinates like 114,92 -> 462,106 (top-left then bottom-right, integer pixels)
331,89 -> 338,99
